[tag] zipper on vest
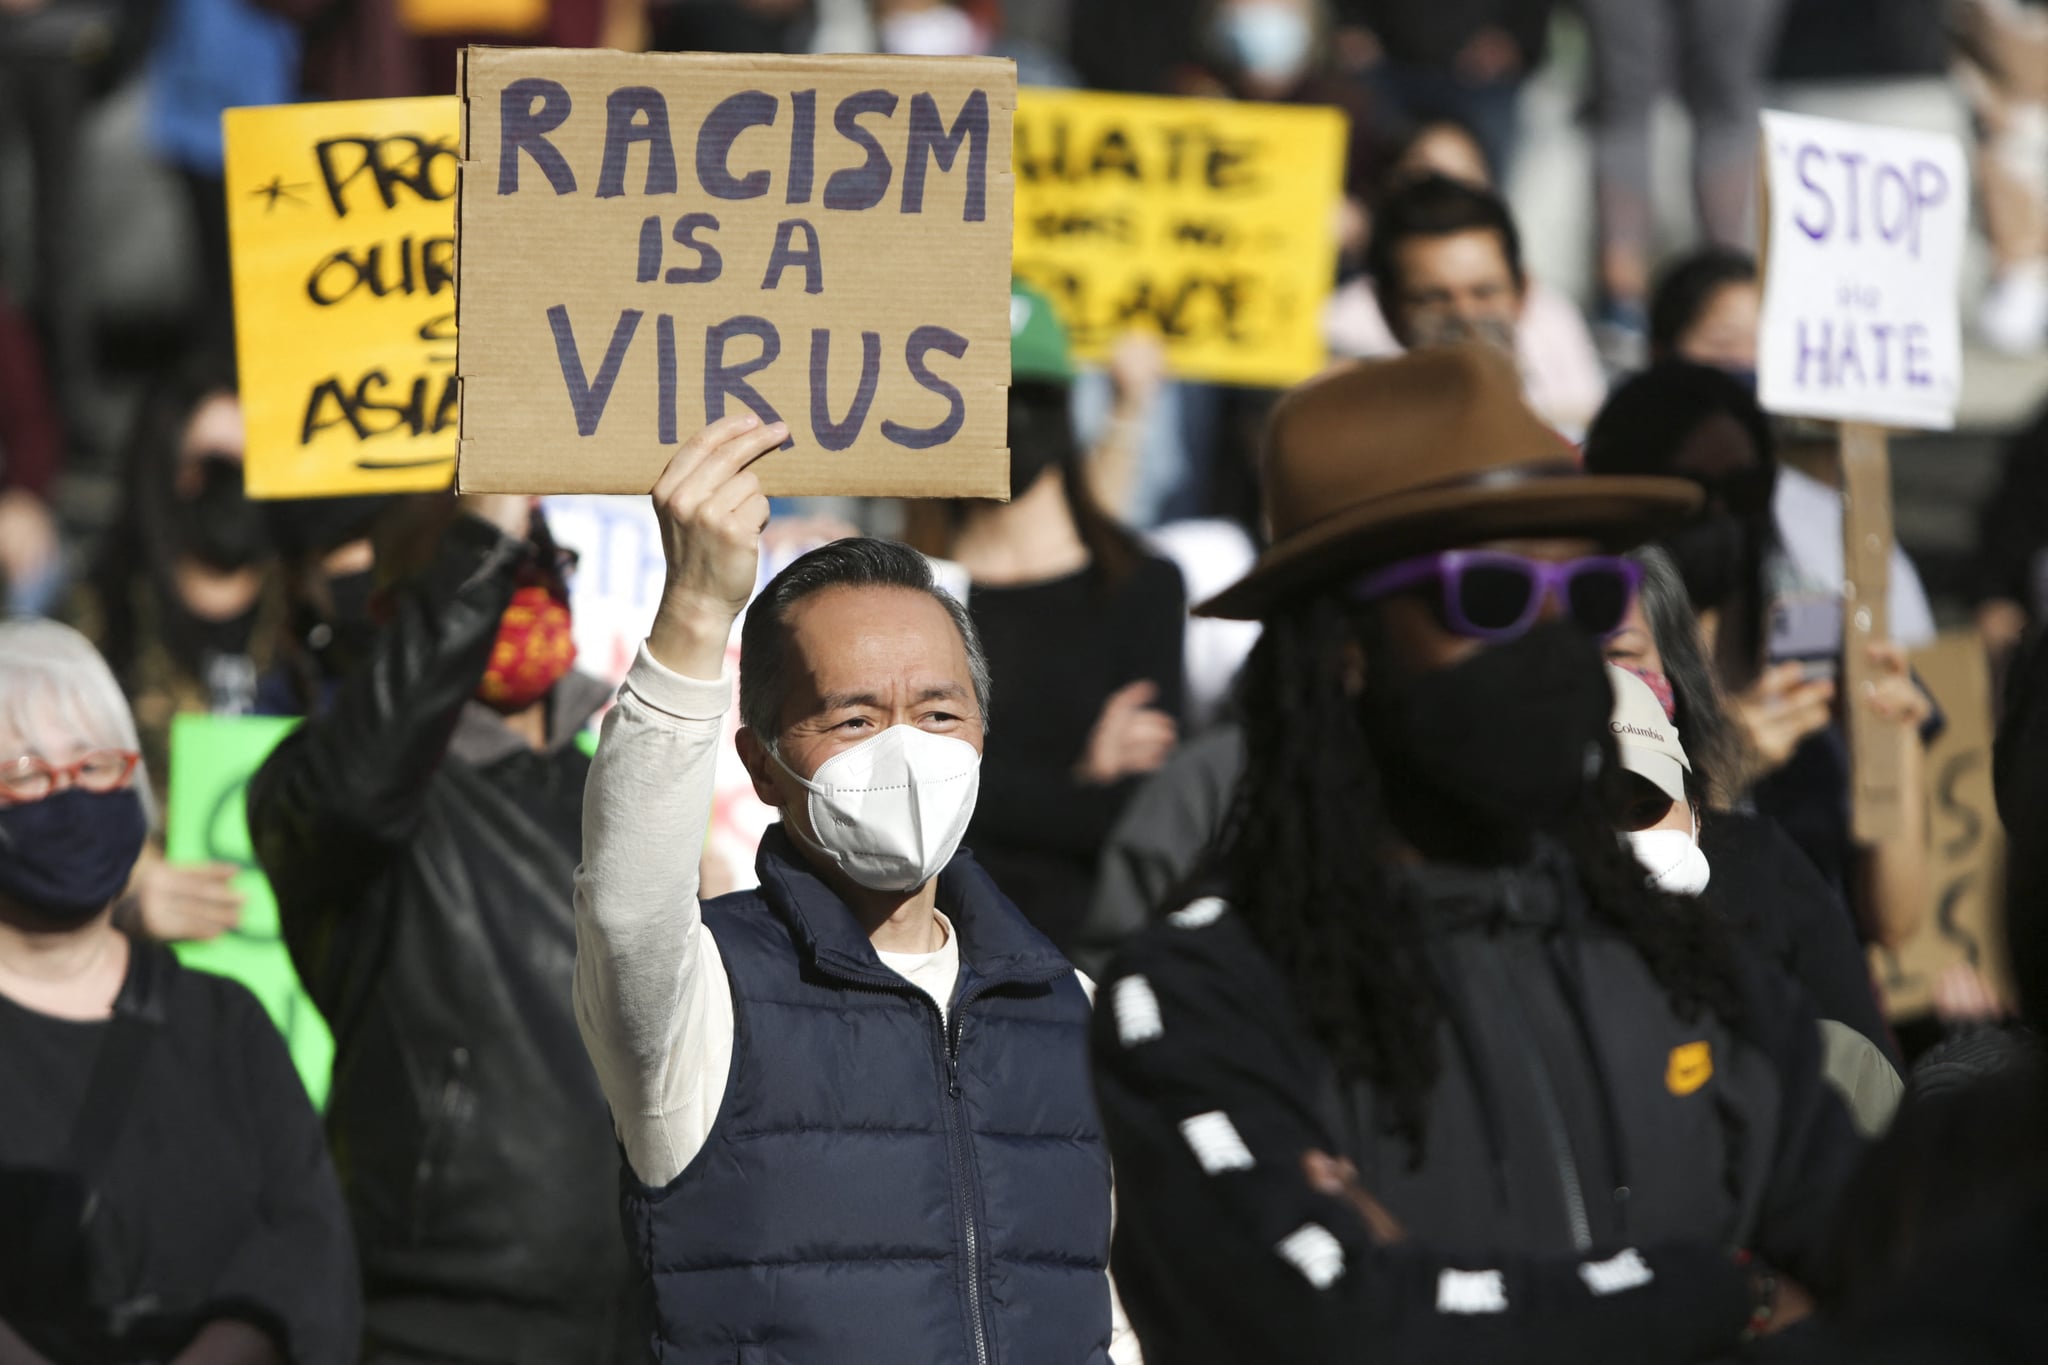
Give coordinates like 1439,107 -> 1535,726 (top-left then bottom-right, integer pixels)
940,992 -> 992,1365
817,954 -> 1066,1365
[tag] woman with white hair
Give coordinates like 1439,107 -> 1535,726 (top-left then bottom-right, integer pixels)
1604,548 -> 1898,1066
0,620 -> 358,1365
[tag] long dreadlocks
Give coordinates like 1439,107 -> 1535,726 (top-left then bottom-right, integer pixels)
1219,593 -> 1747,1162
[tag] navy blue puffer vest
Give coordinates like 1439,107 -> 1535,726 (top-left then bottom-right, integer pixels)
621,830 -> 1113,1365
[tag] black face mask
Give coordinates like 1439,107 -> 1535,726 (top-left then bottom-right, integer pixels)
295,568 -> 380,681
1362,621 -> 1612,862
1008,437 -> 1061,501
0,789 -> 149,926
1661,510 -> 1748,614
177,457 -> 269,572
1007,385 -> 1074,500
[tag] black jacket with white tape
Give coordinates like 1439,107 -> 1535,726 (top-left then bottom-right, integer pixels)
1094,844 -> 1863,1364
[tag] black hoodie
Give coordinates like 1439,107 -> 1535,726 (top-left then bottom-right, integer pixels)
1094,846 -> 1863,1363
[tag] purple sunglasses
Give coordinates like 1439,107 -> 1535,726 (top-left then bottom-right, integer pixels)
1350,550 -> 1643,642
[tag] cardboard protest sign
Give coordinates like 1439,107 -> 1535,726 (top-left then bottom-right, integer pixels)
1011,88 -> 1345,389
1840,422 -> 1910,842
1757,111 -> 1969,431
225,96 -> 461,499
166,714 -> 333,1106
457,49 -> 1016,499
1870,633 -> 2011,1018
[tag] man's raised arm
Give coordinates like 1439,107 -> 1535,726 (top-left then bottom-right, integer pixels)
572,415 -> 787,1186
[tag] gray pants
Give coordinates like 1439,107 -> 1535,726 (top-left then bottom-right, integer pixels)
1581,0 -> 1790,279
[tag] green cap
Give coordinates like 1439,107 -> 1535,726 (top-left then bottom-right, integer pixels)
1010,280 -> 1074,383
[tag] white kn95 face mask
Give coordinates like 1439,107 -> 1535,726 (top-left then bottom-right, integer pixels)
1626,813 -> 1712,898
775,724 -> 982,893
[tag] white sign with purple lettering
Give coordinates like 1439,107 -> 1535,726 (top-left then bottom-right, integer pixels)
1757,111 -> 1968,431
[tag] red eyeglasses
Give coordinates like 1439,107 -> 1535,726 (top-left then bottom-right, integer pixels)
0,750 -> 141,804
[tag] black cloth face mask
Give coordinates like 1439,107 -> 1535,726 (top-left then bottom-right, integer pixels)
177,456 -> 270,572
1661,510 -> 1748,613
0,788 -> 149,926
1007,384 -> 1075,501
1362,621 -> 1612,863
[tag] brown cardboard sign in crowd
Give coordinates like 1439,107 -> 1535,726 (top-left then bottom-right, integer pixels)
455,48 -> 1017,499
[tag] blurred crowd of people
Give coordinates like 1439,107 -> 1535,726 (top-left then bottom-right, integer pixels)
4,0 -> 2048,1363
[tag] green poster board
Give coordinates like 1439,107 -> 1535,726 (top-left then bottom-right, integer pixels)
165,713 -> 333,1107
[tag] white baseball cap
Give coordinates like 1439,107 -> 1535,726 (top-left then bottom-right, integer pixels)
1607,664 -> 1691,806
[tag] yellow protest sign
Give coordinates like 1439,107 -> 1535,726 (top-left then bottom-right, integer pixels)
1012,88 -> 1346,389
225,96 -> 460,499
398,0 -> 548,37
456,49 -> 1016,498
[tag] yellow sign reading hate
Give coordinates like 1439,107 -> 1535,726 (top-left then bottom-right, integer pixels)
1012,88 -> 1346,389
225,96 -> 460,499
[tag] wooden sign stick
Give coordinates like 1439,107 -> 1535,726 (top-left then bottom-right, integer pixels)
1841,420 -> 1906,843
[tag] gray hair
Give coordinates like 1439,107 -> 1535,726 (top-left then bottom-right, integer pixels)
738,538 -> 992,740
0,619 -> 155,820
1627,545 -> 1742,806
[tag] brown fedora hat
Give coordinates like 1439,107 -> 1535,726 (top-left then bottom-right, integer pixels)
1196,345 -> 1704,619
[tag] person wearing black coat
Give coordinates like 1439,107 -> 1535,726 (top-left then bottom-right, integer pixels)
1605,545 -> 1899,1069
1803,628 -> 2048,1362
1,619 -> 358,1365
248,497 -> 641,1364
1092,348 -> 1862,1363
1084,549 -> 1901,1075
949,284 -> 1188,958
1699,814 -> 1898,1068
1082,724 -> 1903,1076
1970,398 -> 2048,663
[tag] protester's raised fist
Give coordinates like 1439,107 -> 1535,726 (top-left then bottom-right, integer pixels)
1075,680 -> 1178,786
1108,332 -> 1169,414
1302,1151 -> 1405,1245
1859,642 -> 1933,730
646,415 -> 787,679
1734,662 -> 1835,781
126,848 -> 244,943
458,493 -> 534,542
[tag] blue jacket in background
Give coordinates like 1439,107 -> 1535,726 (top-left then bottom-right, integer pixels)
147,0 -> 299,176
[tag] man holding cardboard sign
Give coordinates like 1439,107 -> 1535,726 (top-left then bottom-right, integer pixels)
573,413 -> 1135,1364
456,48 -> 1016,500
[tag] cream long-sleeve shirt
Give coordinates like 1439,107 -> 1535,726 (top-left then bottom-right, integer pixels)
573,644 -> 1139,1362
